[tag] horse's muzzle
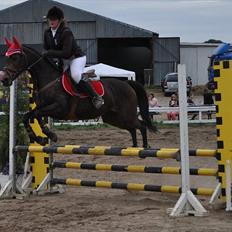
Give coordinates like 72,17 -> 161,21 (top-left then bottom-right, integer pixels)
0,71 -> 12,86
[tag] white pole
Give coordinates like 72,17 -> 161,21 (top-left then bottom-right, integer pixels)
0,81 -> 17,197
179,64 -> 190,193
9,80 -> 17,191
169,64 -> 207,217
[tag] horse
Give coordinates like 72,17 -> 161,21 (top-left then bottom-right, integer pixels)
0,37 -> 156,148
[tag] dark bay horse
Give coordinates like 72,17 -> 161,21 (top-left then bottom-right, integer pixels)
0,37 -> 156,147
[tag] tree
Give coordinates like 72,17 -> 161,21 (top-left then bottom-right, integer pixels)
0,75 -> 29,173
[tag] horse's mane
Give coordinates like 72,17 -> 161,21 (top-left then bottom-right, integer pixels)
23,45 -> 62,73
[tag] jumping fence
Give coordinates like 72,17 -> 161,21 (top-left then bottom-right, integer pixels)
1,63 -> 232,216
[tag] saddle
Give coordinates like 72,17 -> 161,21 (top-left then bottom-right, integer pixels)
61,69 -> 104,98
82,69 -> 97,78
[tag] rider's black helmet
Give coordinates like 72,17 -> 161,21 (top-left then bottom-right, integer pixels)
46,6 -> 64,20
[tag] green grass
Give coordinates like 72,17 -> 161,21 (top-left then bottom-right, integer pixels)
54,123 -> 111,130
53,121 -> 214,131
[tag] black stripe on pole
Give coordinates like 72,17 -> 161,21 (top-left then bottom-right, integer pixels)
53,161 -> 66,168
43,146 -> 57,153
189,150 -> 197,156
81,180 -> 97,187
51,178 -> 66,185
80,163 -> 96,170
189,169 -> 198,175
144,167 -> 162,173
105,147 -> 124,156
72,146 -> 92,154
111,182 -> 128,189
139,149 -> 158,158
191,188 -> 198,195
111,165 -> 127,172
144,185 -> 162,192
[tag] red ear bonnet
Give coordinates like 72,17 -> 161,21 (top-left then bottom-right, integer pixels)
5,37 -> 22,57
4,37 -> 12,47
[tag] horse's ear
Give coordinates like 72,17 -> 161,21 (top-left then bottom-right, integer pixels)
4,37 -> 12,47
12,36 -> 22,49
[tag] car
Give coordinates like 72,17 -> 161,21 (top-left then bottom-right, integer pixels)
161,72 -> 192,96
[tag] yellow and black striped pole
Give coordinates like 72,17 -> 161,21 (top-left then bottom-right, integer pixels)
15,145 -> 217,158
51,178 -> 214,196
53,161 -> 217,176
213,60 -> 232,201
28,75 -> 49,189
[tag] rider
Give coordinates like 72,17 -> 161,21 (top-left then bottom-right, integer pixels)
43,6 -> 104,109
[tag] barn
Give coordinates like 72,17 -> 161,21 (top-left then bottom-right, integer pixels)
0,0 -> 180,85
180,42 -> 219,86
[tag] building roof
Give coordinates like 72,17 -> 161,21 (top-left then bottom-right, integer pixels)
180,42 -> 220,48
0,0 -> 158,38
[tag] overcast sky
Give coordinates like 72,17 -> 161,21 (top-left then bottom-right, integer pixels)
0,0 -> 231,43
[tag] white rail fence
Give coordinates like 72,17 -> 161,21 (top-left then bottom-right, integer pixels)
0,105 -> 216,126
148,105 -> 216,124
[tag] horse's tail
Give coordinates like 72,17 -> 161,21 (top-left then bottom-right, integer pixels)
127,80 -> 157,133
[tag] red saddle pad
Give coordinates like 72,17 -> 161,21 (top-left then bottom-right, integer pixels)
62,72 -> 104,98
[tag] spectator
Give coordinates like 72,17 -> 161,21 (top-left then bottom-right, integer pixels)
203,86 -> 214,119
203,88 -> 214,105
187,94 -> 198,120
148,93 -> 159,120
148,93 -> 159,107
167,93 -> 179,120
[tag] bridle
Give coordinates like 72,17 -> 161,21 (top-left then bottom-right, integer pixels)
3,51 -> 43,84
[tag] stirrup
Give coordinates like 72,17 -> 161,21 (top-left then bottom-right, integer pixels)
92,96 -> 104,109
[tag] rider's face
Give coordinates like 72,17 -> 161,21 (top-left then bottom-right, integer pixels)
48,19 -> 60,30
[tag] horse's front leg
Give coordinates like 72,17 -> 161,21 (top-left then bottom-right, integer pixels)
36,116 -> 57,143
23,110 -> 48,145
33,102 -> 66,143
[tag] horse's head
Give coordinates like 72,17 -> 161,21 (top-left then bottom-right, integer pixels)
0,37 -> 28,86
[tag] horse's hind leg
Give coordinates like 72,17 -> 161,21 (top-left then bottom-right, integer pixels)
139,126 -> 148,148
128,128 -> 137,147
138,120 -> 149,148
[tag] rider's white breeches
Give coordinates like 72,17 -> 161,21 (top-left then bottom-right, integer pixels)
70,55 -> 86,83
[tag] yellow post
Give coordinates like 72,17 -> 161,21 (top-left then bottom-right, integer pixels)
213,60 -> 232,201
28,76 -> 49,189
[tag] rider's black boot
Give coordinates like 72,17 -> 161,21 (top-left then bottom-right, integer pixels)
80,78 -> 104,109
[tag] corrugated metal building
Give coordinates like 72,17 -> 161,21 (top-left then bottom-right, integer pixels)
0,0 -> 180,84
180,43 -> 218,86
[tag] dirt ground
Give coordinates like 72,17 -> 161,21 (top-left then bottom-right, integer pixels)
1,125 -> 232,232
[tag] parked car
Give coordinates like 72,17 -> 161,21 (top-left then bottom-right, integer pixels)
161,72 -> 192,96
